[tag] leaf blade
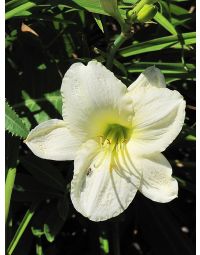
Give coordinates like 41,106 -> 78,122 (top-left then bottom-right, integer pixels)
5,101 -> 29,139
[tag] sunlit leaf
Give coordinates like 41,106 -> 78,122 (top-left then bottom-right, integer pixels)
5,101 -> 29,139
154,12 -> 177,35
119,32 -> 196,57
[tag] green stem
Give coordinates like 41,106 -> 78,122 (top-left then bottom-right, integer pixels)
106,32 -> 129,70
5,2 -> 36,20
7,202 -> 39,255
5,168 -> 16,223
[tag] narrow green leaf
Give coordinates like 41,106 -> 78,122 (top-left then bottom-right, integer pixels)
7,201 -> 39,255
99,236 -> 109,254
21,91 -> 50,126
186,134 -> 196,141
44,91 -> 62,114
170,4 -> 189,15
126,62 -> 195,74
154,12 -> 177,35
119,32 -> 196,57
5,101 -> 29,139
44,200 -> 68,242
5,168 -> 16,222
171,16 -> 192,26
5,2 -> 36,20
93,13 -> 104,33
14,91 -> 62,116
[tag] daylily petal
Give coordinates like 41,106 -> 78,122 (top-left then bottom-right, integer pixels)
61,60 -> 133,140
127,84 -> 185,155
71,140 -> 141,221
25,119 -> 81,161
128,66 -> 166,90
135,153 -> 178,202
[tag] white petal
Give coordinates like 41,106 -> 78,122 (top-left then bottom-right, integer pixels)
135,153 -> 178,202
127,85 -> 185,155
128,66 -> 166,91
71,141 -> 140,221
25,119 -> 81,161
61,61 -> 132,140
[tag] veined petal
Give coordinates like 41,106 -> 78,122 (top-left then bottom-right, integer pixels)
61,61 -> 132,140
71,141 -> 141,221
135,153 -> 178,202
128,84 -> 185,155
128,66 -> 166,91
25,119 -> 81,161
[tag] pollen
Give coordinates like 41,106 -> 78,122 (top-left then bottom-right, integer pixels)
100,124 -> 131,152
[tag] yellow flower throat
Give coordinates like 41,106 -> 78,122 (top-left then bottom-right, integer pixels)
100,124 -> 131,152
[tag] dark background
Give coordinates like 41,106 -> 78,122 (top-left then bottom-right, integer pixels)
6,1 -> 196,254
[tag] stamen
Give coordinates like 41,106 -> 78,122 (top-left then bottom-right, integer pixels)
99,124 -> 130,153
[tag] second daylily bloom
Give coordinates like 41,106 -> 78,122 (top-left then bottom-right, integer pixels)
25,61 -> 186,221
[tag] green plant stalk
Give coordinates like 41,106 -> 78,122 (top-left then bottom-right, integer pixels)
5,2 -> 36,20
7,202 -> 39,255
5,168 -> 16,223
106,32 -> 129,70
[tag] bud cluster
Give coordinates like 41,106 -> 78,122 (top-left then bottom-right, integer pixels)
127,0 -> 158,24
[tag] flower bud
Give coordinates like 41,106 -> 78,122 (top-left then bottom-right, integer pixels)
137,4 -> 158,23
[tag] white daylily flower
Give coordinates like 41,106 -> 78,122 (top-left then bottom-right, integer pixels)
25,61 -> 186,221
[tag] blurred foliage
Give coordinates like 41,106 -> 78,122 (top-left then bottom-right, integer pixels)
5,0 -> 195,255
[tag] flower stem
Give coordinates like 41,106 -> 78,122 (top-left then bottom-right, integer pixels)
106,33 -> 127,70
106,23 -> 133,70
5,168 -> 16,223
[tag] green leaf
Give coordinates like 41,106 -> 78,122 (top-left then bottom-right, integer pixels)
7,201 -> 39,255
44,200 -> 68,242
44,90 -> 62,114
93,13 -> 104,33
119,32 -> 196,57
68,0 -> 127,17
154,11 -> 177,35
171,16 -> 192,26
99,236 -> 109,254
5,2 -> 36,20
185,134 -> 196,141
71,0 -> 108,15
170,4 -> 189,15
126,62 -> 195,74
99,0 -> 125,27
21,91 -> 50,127
5,168 -> 16,222
5,101 -> 29,139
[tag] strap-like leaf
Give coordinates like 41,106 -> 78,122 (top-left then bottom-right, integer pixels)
119,32 -> 196,57
5,101 -> 29,139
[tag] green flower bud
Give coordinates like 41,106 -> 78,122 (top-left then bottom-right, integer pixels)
137,4 -> 158,23
133,0 -> 158,14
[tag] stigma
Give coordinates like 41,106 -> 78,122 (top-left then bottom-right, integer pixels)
99,124 -> 131,152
